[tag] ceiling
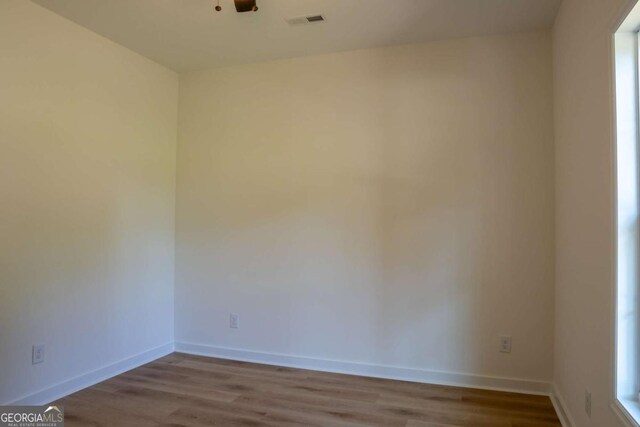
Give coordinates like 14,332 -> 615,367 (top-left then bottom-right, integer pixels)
31,0 -> 561,72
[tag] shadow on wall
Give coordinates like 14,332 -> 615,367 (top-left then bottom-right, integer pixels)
0,119 -> 175,403
175,33 -> 555,380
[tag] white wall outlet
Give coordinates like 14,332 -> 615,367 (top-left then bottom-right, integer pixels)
499,336 -> 512,353
229,313 -> 239,329
32,344 -> 45,365
585,390 -> 592,418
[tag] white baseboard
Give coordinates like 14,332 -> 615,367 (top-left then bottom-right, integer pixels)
5,342 -> 175,405
4,340 -> 562,422
550,383 -> 576,427
174,341 -> 552,396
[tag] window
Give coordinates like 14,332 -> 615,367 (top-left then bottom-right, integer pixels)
615,5 -> 640,426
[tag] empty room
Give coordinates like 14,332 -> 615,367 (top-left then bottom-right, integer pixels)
3,0 -> 640,426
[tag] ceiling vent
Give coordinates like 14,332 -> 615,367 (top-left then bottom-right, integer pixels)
286,14 -> 326,25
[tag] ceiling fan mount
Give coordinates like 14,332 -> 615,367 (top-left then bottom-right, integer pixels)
215,0 -> 258,13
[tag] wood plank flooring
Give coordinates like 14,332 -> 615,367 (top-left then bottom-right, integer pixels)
53,353 -> 561,426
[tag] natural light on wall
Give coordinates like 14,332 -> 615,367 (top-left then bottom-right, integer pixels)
616,3 -> 640,425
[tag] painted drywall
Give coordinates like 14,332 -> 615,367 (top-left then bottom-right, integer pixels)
175,31 -> 556,385
0,1 -> 178,404
552,0 -> 635,425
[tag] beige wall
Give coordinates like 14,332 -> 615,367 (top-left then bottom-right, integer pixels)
552,0 -> 634,425
0,1 -> 178,404
175,31 -> 556,383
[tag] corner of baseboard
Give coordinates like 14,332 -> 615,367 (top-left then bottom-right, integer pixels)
4,341 -> 174,406
550,383 -> 576,427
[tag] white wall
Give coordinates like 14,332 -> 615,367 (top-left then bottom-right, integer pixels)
175,31 -> 556,385
552,0 -> 634,425
0,1 -> 178,404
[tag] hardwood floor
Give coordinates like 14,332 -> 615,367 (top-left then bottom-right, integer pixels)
54,353 -> 561,426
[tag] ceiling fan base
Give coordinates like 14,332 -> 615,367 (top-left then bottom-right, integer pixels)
234,0 -> 258,12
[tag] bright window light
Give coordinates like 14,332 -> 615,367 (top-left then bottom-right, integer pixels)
615,4 -> 640,426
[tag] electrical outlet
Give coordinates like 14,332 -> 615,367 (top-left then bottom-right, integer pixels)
230,313 -> 239,329
499,336 -> 512,353
585,390 -> 591,418
32,344 -> 45,365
